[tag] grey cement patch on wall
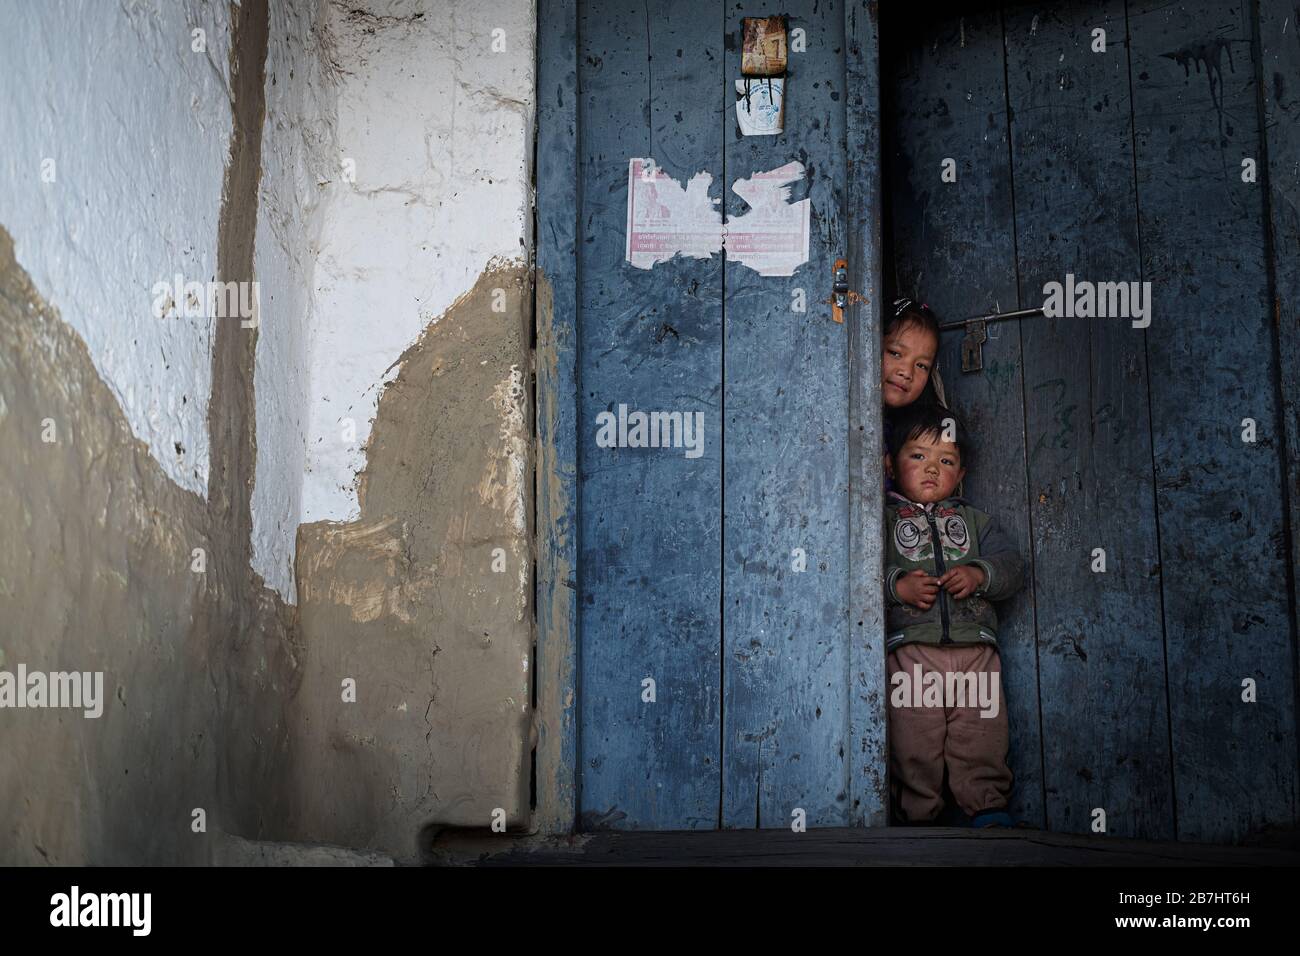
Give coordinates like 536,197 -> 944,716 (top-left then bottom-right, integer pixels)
0,225 -> 299,864
211,832 -> 395,866
1,0 -> 536,863
291,263 -> 533,862
201,0 -> 306,841
0,0 -> 303,865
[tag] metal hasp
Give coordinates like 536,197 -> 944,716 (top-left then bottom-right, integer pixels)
832,257 -> 849,323
960,319 -> 987,372
939,307 -> 1045,373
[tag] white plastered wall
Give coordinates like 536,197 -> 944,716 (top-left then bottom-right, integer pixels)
0,0 -> 234,496
0,0 -> 535,602
301,0 -> 536,523
251,0 -> 338,602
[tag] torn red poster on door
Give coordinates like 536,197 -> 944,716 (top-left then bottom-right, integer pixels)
625,158 -> 810,277
624,158 -> 722,267
725,161 -> 810,276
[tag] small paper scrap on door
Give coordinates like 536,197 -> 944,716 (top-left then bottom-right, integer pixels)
625,158 -> 810,277
741,15 -> 788,76
735,78 -> 785,136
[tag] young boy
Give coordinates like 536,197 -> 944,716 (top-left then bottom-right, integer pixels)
884,402 -> 1024,827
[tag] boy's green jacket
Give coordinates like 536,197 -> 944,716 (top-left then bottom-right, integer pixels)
884,491 -> 1024,650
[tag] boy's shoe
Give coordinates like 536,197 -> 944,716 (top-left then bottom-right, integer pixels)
967,809 -> 1015,828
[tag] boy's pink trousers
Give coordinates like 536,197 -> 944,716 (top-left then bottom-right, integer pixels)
886,642 -> 1014,822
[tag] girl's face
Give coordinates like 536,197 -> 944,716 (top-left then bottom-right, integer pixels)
882,322 -> 938,408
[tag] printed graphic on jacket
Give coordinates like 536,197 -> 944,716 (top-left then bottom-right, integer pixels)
892,503 -> 971,563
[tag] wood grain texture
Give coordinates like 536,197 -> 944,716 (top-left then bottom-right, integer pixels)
576,0 -> 725,829
453,825 -> 1300,866
535,0 -> 581,834
1257,0 -> 1300,805
721,0 -> 853,828
1006,1 -> 1173,839
845,0 -> 890,828
1128,0 -> 1297,840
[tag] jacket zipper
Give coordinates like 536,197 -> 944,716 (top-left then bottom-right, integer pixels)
925,509 -> 952,644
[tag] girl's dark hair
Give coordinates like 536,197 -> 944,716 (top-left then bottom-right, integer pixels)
885,296 -> 941,340
884,296 -> 944,407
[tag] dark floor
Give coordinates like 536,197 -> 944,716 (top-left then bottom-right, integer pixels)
426,826 -> 1300,867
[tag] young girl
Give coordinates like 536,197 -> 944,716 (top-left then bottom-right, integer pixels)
883,297 -> 945,411
883,297 -> 946,491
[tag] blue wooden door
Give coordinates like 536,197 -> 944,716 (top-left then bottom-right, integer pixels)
574,0 -> 867,830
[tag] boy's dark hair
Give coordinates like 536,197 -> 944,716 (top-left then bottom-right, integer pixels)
885,296 -> 944,407
885,400 -> 973,472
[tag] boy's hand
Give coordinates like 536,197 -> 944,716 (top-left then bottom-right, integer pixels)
938,564 -> 985,599
896,569 -> 941,610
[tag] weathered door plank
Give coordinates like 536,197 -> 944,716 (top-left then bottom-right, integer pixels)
721,0 -> 853,828
1006,2 -> 1174,839
576,0 -> 725,829
1128,0 -> 1298,841
535,0 -> 581,834
1258,0 -> 1300,795
844,0 -> 890,828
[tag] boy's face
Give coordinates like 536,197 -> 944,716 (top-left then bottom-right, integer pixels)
882,321 -> 938,408
887,431 -> 965,504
